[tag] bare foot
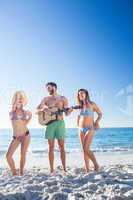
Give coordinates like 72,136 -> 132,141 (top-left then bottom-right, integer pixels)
12,170 -> 17,176
12,173 -> 17,176
94,164 -> 100,172
63,168 -> 67,172
62,169 -> 67,176
83,167 -> 90,174
19,172 -> 24,176
50,170 -> 56,176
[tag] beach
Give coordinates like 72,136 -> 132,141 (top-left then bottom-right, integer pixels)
0,128 -> 133,199
0,152 -> 133,200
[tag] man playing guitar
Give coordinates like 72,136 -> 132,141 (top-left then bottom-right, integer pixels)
37,82 -> 72,174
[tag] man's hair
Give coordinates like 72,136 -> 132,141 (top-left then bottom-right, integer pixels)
46,82 -> 57,89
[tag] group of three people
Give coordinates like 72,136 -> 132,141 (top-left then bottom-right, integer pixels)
6,82 -> 102,176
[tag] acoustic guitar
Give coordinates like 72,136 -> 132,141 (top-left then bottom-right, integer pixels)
38,105 -> 81,126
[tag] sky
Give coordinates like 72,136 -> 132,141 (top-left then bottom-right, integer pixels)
0,0 -> 133,128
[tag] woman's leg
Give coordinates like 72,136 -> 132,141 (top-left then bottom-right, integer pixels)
83,130 -> 96,172
87,149 -> 99,171
84,130 -> 99,171
6,139 -> 20,175
80,131 -> 99,171
79,131 -> 91,172
20,134 -> 30,175
79,131 -> 87,170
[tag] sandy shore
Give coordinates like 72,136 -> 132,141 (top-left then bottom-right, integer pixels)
0,152 -> 133,200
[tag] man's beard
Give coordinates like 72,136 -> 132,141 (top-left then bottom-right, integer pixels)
49,89 -> 54,95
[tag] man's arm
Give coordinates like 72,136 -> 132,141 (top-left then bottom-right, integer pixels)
63,97 -> 73,116
36,97 -> 48,113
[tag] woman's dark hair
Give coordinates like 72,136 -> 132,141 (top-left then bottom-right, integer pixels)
46,82 -> 57,89
77,88 -> 92,106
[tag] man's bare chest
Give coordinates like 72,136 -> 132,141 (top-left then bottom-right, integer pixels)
46,97 -> 64,108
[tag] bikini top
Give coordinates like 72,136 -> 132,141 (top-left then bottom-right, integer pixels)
10,110 -> 28,121
80,107 -> 94,117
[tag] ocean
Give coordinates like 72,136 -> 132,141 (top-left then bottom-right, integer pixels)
0,128 -> 133,157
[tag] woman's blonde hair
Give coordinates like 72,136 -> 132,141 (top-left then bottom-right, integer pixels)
11,91 -> 28,110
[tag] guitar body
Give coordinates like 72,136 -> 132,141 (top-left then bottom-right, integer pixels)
38,105 -> 81,126
38,107 -> 58,126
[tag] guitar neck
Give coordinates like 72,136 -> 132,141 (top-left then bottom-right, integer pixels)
53,105 -> 82,115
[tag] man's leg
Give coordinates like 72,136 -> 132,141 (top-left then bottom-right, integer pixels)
57,139 -> 66,172
48,139 -> 55,173
45,122 -> 56,173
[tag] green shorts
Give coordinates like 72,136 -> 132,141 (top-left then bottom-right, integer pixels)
45,120 -> 66,140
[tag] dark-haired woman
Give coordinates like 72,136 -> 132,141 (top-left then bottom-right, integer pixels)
76,89 -> 102,173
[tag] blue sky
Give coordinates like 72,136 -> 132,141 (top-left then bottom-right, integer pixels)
0,0 -> 133,128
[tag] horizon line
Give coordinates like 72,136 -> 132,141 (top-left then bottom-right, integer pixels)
0,126 -> 133,129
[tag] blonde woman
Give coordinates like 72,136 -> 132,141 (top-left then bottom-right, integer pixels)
6,91 -> 32,176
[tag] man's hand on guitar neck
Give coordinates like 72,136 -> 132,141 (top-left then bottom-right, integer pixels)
65,107 -> 73,116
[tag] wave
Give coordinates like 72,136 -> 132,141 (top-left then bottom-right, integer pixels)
1,147 -> 133,157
